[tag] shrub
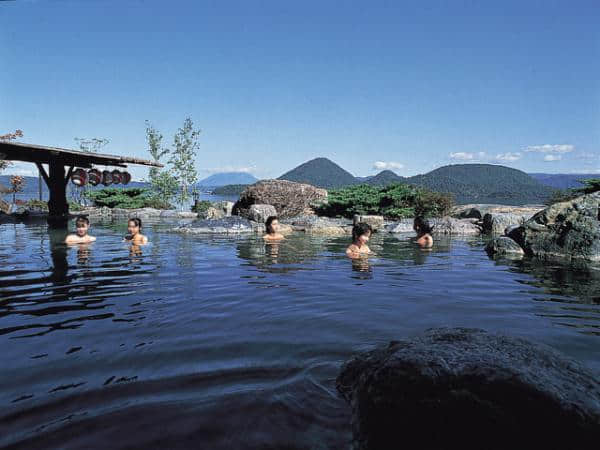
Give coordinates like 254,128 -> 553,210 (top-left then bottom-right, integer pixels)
316,183 -> 454,219
84,187 -> 174,209
191,200 -> 212,214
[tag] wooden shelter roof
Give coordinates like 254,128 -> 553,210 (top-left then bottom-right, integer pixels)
0,141 -> 163,168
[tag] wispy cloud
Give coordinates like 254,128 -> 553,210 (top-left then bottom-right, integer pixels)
1,162 -> 38,177
576,152 -> 598,160
543,154 -> 562,162
373,161 -> 404,170
494,152 -> 521,162
449,152 -> 476,161
525,144 -> 574,154
202,165 -> 257,174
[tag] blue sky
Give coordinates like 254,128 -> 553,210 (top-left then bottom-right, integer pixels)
1,0 -> 599,180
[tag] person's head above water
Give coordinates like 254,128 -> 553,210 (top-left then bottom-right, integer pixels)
352,222 -> 372,245
128,217 -> 142,236
265,216 -> 279,235
75,215 -> 90,236
413,216 -> 433,235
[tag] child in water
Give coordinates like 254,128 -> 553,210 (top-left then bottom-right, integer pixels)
346,222 -> 372,258
263,216 -> 285,241
65,215 -> 96,244
414,216 -> 434,248
125,217 -> 148,244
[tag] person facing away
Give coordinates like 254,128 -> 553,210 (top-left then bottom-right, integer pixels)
346,222 -> 373,258
263,216 -> 285,241
125,217 -> 148,245
65,215 -> 96,244
414,216 -> 434,248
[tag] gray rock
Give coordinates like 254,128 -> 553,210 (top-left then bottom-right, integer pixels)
247,204 -> 277,223
353,215 -> 384,232
485,236 -> 525,258
385,219 -> 414,233
233,179 -> 328,218
430,217 -> 481,235
482,212 -> 527,234
213,200 -> 235,217
514,192 -> 600,262
337,327 -> 600,450
456,207 -> 482,219
172,216 -> 261,234
281,215 -> 352,235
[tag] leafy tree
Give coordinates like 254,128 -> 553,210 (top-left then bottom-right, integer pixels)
145,121 -> 178,206
0,129 -> 23,172
575,178 -> 600,195
169,118 -> 200,208
85,187 -> 171,209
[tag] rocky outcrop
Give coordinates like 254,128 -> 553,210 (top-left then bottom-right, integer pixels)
172,216 -> 264,234
213,200 -> 234,217
80,207 -> 197,220
353,215 -> 384,232
451,204 -> 544,219
248,204 -> 277,223
507,192 -> 600,262
337,327 -> 600,450
281,215 -> 352,235
385,217 -> 481,235
233,180 -> 328,219
485,235 -> 524,258
482,212 -> 528,234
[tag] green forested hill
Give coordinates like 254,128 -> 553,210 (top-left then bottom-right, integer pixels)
278,157 -> 359,189
407,164 -> 552,204
366,170 -> 406,186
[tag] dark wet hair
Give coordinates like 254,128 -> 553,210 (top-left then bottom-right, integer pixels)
414,216 -> 433,234
128,217 -> 142,229
352,222 -> 372,242
265,216 -> 278,234
75,215 -> 89,227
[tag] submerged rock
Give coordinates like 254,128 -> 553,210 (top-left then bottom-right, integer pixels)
511,192 -> 600,262
337,327 -> 600,450
171,216 -> 263,234
233,179 -> 328,219
485,236 -> 525,258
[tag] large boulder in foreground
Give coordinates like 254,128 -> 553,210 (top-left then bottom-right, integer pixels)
485,235 -> 525,258
510,192 -> 600,262
337,328 -> 600,450
233,180 -> 328,219
248,204 -> 277,223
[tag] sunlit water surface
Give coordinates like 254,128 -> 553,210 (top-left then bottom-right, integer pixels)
1,220 -> 599,449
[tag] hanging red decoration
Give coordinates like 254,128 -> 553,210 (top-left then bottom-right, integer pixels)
111,169 -> 122,184
71,168 -> 88,186
88,169 -> 102,186
102,170 -> 113,186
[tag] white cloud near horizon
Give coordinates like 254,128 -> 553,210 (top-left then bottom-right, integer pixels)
525,144 -> 574,154
543,154 -> 562,162
494,152 -> 521,162
202,165 -> 258,175
1,162 -> 38,177
449,152 -> 477,161
373,161 -> 404,170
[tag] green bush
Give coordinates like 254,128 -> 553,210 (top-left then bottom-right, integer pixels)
316,183 -> 454,219
191,200 -> 213,214
84,187 -> 174,209
544,179 -> 600,206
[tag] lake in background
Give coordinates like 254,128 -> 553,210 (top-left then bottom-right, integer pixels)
1,220 -> 599,448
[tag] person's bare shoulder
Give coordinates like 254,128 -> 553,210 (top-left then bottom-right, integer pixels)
88,236 -> 97,242
65,234 -> 79,244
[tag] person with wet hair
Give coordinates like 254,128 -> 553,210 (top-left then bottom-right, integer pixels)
125,217 -> 148,244
413,216 -> 434,248
263,216 -> 285,241
346,222 -> 372,258
65,215 -> 96,244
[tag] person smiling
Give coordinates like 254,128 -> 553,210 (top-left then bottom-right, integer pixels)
65,216 -> 96,244
346,222 -> 372,258
125,217 -> 148,245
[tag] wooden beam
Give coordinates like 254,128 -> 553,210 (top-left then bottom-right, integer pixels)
36,163 -> 50,186
64,166 -> 74,187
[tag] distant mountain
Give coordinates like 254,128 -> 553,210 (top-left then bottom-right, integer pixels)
528,173 -> 598,190
407,164 -> 552,205
278,157 -> 359,189
366,170 -> 406,186
198,172 -> 258,187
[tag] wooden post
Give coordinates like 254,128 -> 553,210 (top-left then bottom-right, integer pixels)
47,161 -> 69,217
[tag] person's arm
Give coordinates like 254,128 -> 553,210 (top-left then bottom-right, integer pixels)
64,234 -> 77,244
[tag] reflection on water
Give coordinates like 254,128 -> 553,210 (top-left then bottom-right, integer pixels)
0,222 -> 599,448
